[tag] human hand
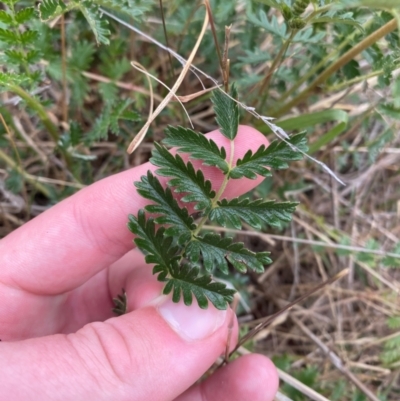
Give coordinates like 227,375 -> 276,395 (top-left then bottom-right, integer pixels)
0,125 -> 279,401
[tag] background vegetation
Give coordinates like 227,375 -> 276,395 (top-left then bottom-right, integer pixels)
1,0 -> 399,400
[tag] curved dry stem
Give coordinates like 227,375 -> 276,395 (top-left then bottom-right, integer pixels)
126,7 -> 210,154
126,62 -> 154,153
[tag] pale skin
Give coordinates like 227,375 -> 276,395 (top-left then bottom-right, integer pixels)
0,125 -> 279,401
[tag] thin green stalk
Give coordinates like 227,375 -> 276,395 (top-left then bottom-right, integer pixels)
7,83 -> 78,178
0,148 -> 51,198
193,140 -> 235,237
0,113 -> 30,217
327,69 -> 383,92
8,84 -> 59,142
257,30 -> 297,111
276,18 -> 371,106
272,18 -> 398,118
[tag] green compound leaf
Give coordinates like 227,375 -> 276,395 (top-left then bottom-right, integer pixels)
210,198 -> 298,230
162,126 -> 229,173
135,171 -> 196,244
0,28 -> 19,44
0,72 -> 29,88
15,7 -> 36,24
79,1 -> 111,45
109,99 -> 141,134
25,49 -> 41,64
4,50 -> 26,65
186,233 -> 271,274
38,0 -> 67,21
86,99 -> 140,141
128,210 -> 179,274
20,30 -> 39,46
230,132 -> 308,179
163,263 -> 235,310
151,143 -> 216,211
211,85 -> 239,140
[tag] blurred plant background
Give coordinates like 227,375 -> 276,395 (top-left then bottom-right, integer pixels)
1,0 -> 400,400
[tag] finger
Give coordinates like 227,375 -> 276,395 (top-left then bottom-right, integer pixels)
0,126 -> 268,295
108,248 -> 165,311
0,294 -> 240,401
175,354 -> 279,401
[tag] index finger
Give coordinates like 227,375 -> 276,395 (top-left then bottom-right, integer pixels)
0,126 -> 268,294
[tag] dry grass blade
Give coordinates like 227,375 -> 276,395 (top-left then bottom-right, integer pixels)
171,85 -> 221,102
204,0 -> 224,83
206,225 -> 400,263
126,62 -> 155,153
126,7 -> 210,154
81,71 -> 164,102
231,269 -> 349,354
291,315 -> 381,401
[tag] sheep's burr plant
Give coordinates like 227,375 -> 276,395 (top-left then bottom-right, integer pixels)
128,86 -> 307,310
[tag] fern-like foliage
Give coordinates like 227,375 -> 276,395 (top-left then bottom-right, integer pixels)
38,0 -> 153,45
210,198 -> 298,230
38,0 -> 68,21
86,99 -> 140,142
128,87 -> 307,309
0,2 -> 42,89
230,132 -> 308,179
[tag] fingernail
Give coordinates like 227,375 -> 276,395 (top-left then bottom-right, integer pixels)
155,296 -> 227,341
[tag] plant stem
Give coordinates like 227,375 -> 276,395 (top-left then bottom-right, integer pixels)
257,30 -> 297,111
254,4 -> 345,112
7,83 -> 77,177
8,84 -> 59,142
276,17 -> 374,106
327,69 -> 384,92
193,140 -> 235,237
0,113 -> 30,217
0,148 -> 51,198
60,14 -> 68,123
272,18 -> 398,118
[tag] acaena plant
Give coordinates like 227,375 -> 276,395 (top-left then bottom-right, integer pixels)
127,86 -> 308,310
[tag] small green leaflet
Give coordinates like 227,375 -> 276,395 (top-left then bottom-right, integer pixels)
162,126 -> 229,173
135,171 -> 196,244
80,1 -> 111,45
38,0 -> 67,21
0,10 -> 13,25
109,99 -> 141,134
151,143 -> 215,211
247,10 -> 287,40
0,29 -> 19,44
4,50 -> 26,65
211,85 -> 239,140
15,7 -> 36,24
0,72 -> 29,88
230,132 -> 308,179
87,99 -> 140,141
186,233 -> 271,274
128,210 -> 179,272
210,198 -> 298,230
20,31 -> 39,46
164,263 -> 235,310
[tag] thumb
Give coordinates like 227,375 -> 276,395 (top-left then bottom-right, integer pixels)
0,298 -> 235,401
